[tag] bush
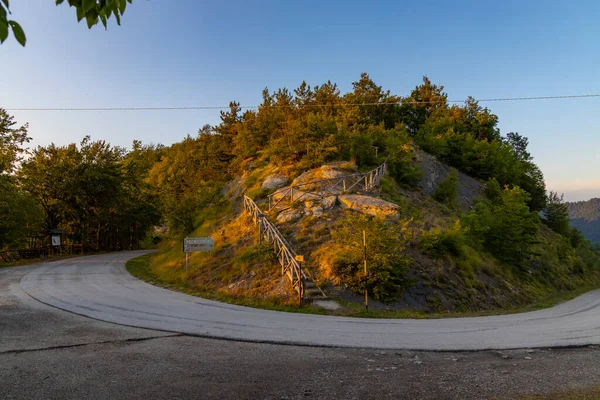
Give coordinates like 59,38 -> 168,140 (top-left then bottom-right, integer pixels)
463,186 -> 539,264
329,213 -> 412,303
384,126 -> 423,187
433,167 -> 458,206
542,191 -> 570,236
419,222 -> 466,259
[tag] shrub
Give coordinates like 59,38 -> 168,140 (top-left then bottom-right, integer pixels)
419,222 -> 466,259
463,186 -> 539,264
384,127 -> 423,187
329,213 -> 413,303
433,167 -> 458,206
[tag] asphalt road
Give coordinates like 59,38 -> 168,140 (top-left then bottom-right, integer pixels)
16,251 -> 600,350
4,253 -> 600,399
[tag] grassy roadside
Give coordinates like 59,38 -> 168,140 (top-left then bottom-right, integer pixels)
126,253 -> 329,315
126,253 -> 600,319
333,284 -> 600,319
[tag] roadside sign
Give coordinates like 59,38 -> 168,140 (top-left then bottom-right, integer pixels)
51,235 -> 61,247
183,237 -> 214,253
183,237 -> 214,273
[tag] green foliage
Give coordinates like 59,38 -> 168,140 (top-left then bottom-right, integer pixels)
419,222 -> 466,259
330,213 -> 412,303
0,108 -> 29,174
0,109 -> 42,249
0,176 -> 43,249
399,76 -> 448,136
542,191 -> 570,236
17,135 -> 161,250
413,91 -> 546,211
433,167 -> 458,206
147,131 -> 230,233
1,1 -> 133,47
383,126 -> 422,186
464,186 -> 539,264
0,1 -> 26,46
569,228 -> 585,249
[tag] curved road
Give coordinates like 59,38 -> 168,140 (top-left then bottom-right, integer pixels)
16,251 -> 600,350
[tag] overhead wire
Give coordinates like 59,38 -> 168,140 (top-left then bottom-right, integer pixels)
5,93 -> 600,112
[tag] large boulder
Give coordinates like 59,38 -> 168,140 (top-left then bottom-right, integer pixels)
276,208 -> 304,224
338,195 -> 399,218
322,195 -> 337,210
292,164 -> 351,186
262,174 -> 288,190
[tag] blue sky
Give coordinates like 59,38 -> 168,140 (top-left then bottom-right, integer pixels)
1,0 -> 599,201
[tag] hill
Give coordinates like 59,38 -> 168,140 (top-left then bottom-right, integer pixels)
4,73 -> 600,316
567,198 -> 600,243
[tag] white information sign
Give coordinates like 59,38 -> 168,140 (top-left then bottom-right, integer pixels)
51,235 -> 61,247
183,237 -> 214,252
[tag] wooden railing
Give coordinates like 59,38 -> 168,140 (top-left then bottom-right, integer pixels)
267,160 -> 388,210
243,195 -> 306,302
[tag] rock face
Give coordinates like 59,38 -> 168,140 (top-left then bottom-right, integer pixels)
414,149 -> 483,210
221,176 -> 243,198
262,174 -> 288,190
276,208 -> 304,223
338,195 -> 399,217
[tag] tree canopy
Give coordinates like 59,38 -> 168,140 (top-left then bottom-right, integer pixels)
0,73 -> 572,259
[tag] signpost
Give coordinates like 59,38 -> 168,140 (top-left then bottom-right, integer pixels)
183,237 -> 214,272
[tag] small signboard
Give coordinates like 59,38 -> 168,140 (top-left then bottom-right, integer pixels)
183,237 -> 213,273
51,235 -> 61,247
183,237 -> 214,253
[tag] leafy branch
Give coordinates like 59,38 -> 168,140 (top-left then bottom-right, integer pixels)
0,0 -> 134,47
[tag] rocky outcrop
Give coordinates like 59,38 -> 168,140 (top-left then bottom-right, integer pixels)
338,195 -> 399,217
276,208 -> 304,223
292,164 -> 352,186
322,195 -> 337,210
271,189 -> 321,202
222,176 -> 243,198
262,174 -> 288,190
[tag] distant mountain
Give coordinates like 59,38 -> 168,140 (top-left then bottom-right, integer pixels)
567,198 -> 600,243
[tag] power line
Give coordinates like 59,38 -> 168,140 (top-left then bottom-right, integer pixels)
5,93 -> 600,112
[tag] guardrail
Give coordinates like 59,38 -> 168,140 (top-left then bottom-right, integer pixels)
243,195 -> 306,303
267,160 -> 387,210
